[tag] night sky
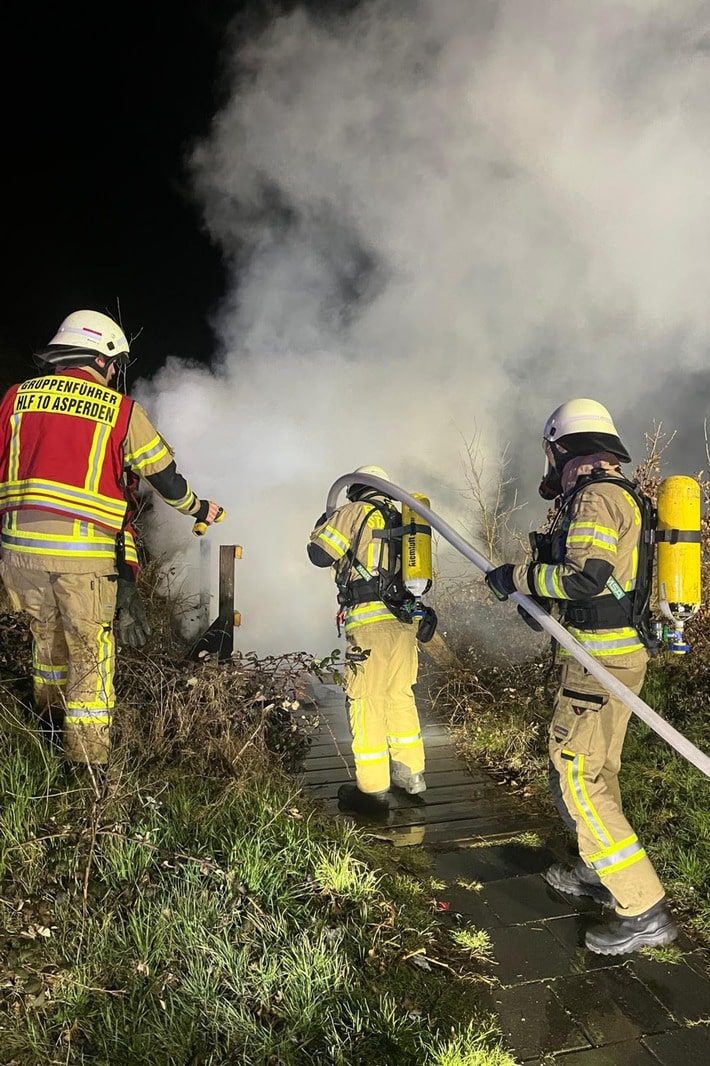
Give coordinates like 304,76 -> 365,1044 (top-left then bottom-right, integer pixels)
1,1 -> 356,389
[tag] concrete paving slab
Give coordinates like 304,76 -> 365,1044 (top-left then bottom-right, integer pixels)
629,954 -> 710,1024
479,873 -> 582,925
642,1024 -> 710,1062
493,980 -> 590,1061
486,923 -> 577,985
432,844 -> 556,884
548,968 -> 677,1046
544,914 -> 629,973
433,885 -> 504,928
533,1039 -> 659,1064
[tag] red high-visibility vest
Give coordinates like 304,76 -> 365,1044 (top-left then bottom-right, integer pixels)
0,369 -> 134,532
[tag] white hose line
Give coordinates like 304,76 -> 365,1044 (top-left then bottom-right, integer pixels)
326,474 -> 710,780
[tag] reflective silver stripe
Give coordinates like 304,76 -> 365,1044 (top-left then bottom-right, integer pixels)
0,478 -> 125,516
592,531 -> 617,549
1,532 -> 117,555
318,525 -> 349,558
8,413 -> 21,479
591,837 -> 645,876
33,667 -> 68,683
163,485 -> 195,509
353,750 -> 389,763
387,732 -> 422,746
567,753 -> 612,849
125,435 -> 169,470
536,564 -> 564,599
86,422 -> 110,493
344,604 -> 393,629
567,631 -> 644,653
65,708 -> 111,720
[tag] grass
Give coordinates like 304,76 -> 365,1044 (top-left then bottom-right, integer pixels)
0,610 -> 513,1066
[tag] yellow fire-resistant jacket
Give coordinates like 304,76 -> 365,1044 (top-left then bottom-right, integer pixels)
309,494 -> 401,633
512,474 -> 646,658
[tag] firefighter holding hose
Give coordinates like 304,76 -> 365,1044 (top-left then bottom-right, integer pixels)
0,310 -> 224,767
485,399 -> 677,955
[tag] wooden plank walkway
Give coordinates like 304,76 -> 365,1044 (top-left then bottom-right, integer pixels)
300,680 -> 548,847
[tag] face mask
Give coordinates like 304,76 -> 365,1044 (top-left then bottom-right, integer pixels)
538,467 -> 563,500
538,441 -> 564,500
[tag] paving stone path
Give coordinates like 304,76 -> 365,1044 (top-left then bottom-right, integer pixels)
300,680 -> 710,1065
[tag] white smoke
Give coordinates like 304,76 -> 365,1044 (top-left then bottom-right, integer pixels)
137,0 -> 710,656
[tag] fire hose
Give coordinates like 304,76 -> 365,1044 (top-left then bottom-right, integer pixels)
326,473 -> 710,781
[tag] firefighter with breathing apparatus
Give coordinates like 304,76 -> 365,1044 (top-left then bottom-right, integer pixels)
486,398 -> 700,955
308,465 -> 437,815
0,309 -> 224,767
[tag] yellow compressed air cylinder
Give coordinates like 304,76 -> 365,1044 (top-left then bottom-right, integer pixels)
402,493 -> 433,598
656,476 -> 702,626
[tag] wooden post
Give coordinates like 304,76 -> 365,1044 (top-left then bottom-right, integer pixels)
187,544 -> 242,662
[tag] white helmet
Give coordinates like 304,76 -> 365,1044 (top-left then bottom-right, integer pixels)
539,398 -> 630,498
347,465 -> 392,501
36,310 -> 130,367
353,464 -> 391,481
543,399 -> 621,443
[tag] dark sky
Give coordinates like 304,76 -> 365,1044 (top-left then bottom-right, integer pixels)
0,0 -> 365,389
0,2 -> 248,385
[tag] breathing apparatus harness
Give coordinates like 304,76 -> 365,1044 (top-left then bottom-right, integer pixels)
334,492 -> 437,640
531,471 -> 657,650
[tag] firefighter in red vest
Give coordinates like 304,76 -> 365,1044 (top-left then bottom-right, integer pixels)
0,309 -> 223,766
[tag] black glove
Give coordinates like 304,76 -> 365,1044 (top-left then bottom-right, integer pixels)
517,605 -> 543,631
416,605 -> 438,644
485,563 -> 516,601
517,595 -> 551,632
114,579 -> 151,649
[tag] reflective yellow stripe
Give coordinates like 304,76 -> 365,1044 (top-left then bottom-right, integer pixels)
8,413 -> 22,479
565,753 -> 611,850
162,485 -> 195,510
317,524 -> 350,559
567,522 -> 618,553
125,434 -> 170,471
561,627 -> 645,656
0,478 -> 126,528
94,621 -> 113,708
589,833 -> 646,876
387,731 -> 422,746
535,564 -> 566,599
65,711 -> 111,725
344,603 -> 394,630
85,422 -> 111,494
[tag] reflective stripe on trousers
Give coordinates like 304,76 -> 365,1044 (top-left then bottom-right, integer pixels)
0,561 -> 117,765
548,652 -> 665,916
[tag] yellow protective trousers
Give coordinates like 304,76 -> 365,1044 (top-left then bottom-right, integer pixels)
0,562 -> 117,765
549,652 -> 665,917
343,617 -> 424,794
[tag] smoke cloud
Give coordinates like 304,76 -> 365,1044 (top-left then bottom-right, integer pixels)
138,0 -> 710,656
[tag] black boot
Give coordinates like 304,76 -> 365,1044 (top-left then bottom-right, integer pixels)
543,860 -> 616,907
337,783 -> 390,816
585,898 -> 678,956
